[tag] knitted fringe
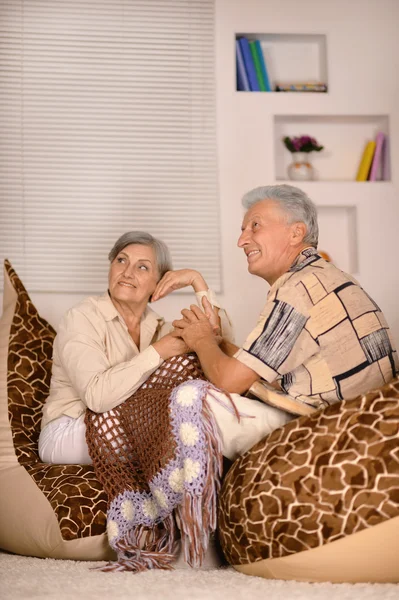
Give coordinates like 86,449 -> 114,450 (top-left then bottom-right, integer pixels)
95,384 -> 223,573
176,392 -> 223,567
96,515 -> 178,573
208,387 -> 242,423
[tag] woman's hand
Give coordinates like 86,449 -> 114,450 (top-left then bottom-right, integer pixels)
173,304 -> 219,352
151,269 -> 207,302
152,331 -> 190,360
201,296 -> 221,335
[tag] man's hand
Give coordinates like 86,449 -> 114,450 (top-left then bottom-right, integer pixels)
173,306 -> 259,394
173,304 -> 218,352
151,269 -> 207,302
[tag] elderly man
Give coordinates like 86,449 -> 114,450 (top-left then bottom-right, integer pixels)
173,184 -> 398,456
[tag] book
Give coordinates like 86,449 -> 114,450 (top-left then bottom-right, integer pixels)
356,141 -> 376,181
238,37 -> 260,92
275,83 -> 328,92
248,380 -> 316,416
255,39 -> 271,91
249,40 -> 266,91
382,135 -> 391,181
369,132 -> 385,181
235,39 -> 250,91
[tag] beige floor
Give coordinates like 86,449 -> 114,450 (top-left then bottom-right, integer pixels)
1,551 -> 398,600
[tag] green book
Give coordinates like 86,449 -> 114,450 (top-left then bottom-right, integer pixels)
249,40 -> 266,91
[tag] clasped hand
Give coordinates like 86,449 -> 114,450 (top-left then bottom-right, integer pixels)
172,298 -> 221,351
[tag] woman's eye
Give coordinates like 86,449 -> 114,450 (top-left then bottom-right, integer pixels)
117,257 -> 125,263
138,265 -> 148,271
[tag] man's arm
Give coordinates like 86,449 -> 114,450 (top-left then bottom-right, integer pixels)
219,338 -> 240,357
173,305 -> 259,394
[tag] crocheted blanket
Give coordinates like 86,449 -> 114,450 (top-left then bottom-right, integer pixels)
85,353 -> 225,572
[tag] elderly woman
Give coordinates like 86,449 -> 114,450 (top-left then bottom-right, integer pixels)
38,231 -> 232,465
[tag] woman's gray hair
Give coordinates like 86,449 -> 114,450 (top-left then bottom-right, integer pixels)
242,184 -> 319,247
108,231 -> 172,279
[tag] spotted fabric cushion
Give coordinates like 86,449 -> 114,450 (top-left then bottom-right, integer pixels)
6,260 -> 107,541
218,379 -> 399,566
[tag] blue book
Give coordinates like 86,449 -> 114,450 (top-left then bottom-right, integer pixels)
236,39 -> 250,91
255,40 -> 271,92
238,37 -> 259,92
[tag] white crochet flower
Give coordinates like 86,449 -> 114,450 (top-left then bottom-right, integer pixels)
154,488 -> 168,509
184,458 -> 200,483
107,519 -> 119,541
142,498 -> 158,520
169,468 -> 184,493
179,422 -> 199,446
176,386 -> 195,407
121,499 -> 135,522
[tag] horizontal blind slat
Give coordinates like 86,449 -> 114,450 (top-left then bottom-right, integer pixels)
0,0 -> 221,293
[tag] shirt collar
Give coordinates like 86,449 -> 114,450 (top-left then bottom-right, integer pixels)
97,291 -> 165,329
268,247 -> 320,297
289,246 -> 319,270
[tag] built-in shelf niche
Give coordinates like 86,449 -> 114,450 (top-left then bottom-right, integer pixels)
317,205 -> 358,274
236,33 -> 328,92
274,114 -> 390,181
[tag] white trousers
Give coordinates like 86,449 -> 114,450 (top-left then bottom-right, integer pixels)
38,390 -> 291,464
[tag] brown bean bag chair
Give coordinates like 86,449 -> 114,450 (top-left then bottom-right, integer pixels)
0,260 -> 113,560
218,378 -> 399,583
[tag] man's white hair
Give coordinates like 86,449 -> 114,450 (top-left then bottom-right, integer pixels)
242,184 -> 319,247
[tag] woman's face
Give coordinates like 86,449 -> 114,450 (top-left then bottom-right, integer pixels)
108,244 -> 160,306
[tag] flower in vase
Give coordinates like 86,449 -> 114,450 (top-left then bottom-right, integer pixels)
283,135 -> 324,153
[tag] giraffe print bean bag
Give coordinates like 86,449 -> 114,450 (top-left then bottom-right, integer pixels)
0,261 -> 113,560
1,258 -> 398,578
218,380 -> 399,582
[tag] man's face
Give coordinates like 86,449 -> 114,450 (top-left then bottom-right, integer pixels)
237,200 -> 295,284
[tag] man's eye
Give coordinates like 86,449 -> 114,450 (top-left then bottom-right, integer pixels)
253,222 -> 259,229
117,257 -> 125,263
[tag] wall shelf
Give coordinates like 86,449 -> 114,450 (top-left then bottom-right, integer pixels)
236,33 -> 328,92
221,2 -> 399,346
274,114 -> 390,181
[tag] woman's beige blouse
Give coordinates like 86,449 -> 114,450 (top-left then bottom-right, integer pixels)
41,290 -> 233,428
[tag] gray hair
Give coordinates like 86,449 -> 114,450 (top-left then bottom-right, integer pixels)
241,184 -> 319,247
108,231 -> 172,279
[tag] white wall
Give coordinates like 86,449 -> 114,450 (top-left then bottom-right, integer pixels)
214,0 -> 399,345
2,0 -> 399,347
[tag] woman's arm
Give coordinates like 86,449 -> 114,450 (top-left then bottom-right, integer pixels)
55,309 -> 187,414
151,269 -> 235,342
151,269 -> 208,300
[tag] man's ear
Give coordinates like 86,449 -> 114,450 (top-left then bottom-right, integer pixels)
290,221 -> 307,245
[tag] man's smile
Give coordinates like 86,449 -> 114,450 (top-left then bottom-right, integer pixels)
246,249 -> 260,260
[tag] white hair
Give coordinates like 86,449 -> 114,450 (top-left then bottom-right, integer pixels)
108,231 -> 172,279
241,184 -> 319,247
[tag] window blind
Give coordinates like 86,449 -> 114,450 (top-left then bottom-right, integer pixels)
0,0 -> 221,293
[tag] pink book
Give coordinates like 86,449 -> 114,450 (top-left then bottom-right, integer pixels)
369,132 -> 385,181
382,136 -> 391,181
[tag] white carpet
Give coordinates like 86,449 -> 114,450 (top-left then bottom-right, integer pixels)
1,552 -> 398,600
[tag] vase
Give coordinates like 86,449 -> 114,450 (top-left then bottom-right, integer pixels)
287,152 -> 314,181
